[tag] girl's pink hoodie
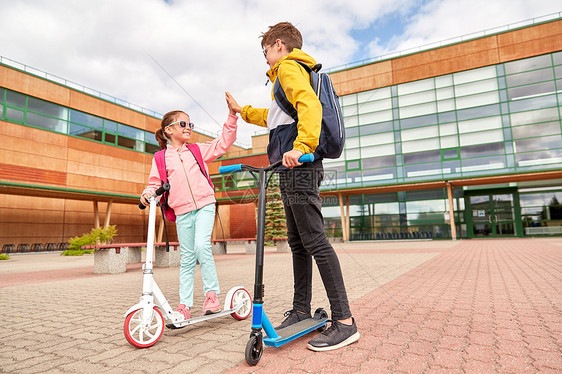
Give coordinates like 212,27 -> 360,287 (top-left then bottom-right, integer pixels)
142,114 -> 237,215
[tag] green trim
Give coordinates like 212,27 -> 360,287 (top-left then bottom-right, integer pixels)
218,151 -> 268,162
0,180 -> 139,200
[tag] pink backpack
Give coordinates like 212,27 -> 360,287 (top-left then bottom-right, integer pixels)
154,144 -> 214,222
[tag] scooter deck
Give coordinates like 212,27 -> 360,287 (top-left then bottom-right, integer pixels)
263,317 -> 328,347
166,306 -> 239,329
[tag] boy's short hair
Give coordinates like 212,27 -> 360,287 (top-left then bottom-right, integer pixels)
261,22 -> 303,52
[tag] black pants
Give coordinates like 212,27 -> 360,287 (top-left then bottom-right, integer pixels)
279,160 -> 351,320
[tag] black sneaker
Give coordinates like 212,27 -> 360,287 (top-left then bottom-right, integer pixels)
307,318 -> 360,351
275,309 -> 312,330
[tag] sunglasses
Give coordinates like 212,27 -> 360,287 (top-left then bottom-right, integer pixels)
262,40 -> 285,57
167,120 -> 195,130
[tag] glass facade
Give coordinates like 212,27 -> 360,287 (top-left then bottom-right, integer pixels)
1,88 -> 160,154
320,52 -> 562,239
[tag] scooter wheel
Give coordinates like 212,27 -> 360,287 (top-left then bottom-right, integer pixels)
123,307 -> 164,348
245,333 -> 263,366
227,287 -> 252,320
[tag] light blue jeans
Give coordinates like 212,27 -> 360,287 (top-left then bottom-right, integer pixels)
175,203 -> 220,307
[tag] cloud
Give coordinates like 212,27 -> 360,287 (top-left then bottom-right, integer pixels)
1,0 -> 560,147
367,0 -> 561,59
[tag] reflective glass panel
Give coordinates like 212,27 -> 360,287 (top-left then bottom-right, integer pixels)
456,104 -> 500,121
509,94 -> 557,113
460,142 -> 504,158
6,107 -> 24,122
6,90 -> 26,108
505,68 -> 554,87
69,109 -> 103,129
69,123 -> 102,140
510,107 -> 559,126
27,112 -> 67,133
511,122 -> 561,139
118,124 -> 144,140
28,97 -> 67,119
507,81 -> 556,100
362,155 -> 396,169
403,150 -> 441,164
514,135 -> 562,152
504,54 -> 552,74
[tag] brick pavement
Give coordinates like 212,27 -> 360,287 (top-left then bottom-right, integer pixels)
0,239 -> 560,373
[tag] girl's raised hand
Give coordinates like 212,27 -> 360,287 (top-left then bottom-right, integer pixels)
226,92 -> 242,115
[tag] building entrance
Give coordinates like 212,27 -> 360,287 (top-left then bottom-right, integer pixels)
465,189 -> 523,238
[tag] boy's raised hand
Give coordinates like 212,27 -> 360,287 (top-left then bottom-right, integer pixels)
226,92 -> 242,115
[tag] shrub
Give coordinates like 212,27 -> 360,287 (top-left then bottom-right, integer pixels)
0,254 -> 10,261
63,225 -> 118,255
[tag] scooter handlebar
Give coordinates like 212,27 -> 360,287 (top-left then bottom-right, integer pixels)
139,183 -> 170,210
298,153 -> 314,163
219,164 -> 243,174
218,154 -> 314,174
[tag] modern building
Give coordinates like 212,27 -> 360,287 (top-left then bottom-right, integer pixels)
1,14 -> 561,251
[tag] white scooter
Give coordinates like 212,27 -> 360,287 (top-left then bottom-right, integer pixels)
123,183 -> 252,348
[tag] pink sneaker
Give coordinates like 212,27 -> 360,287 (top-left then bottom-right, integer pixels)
203,292 -> 220,315
177,304 -> 191,320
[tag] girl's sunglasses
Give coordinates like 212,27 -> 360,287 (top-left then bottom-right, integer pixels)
167,120 -> 195,129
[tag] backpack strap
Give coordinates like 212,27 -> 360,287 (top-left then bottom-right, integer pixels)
186,143 -> 214,189
154,149 -> 168,183
273,60 -> 321,122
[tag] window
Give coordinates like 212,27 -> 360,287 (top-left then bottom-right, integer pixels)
504,54 -> 552,75
506,68 -> 554,87
460,142 -> 504,158
512,122 -> 561,139
0,88 -> 165,155
70,109 -> 103,129
510,107 -> 559,126
514,135 -> 562,153
28,97 -> 67,119
5,90 -> 26,108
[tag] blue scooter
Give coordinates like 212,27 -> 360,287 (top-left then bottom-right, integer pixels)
219,154 -> 328,366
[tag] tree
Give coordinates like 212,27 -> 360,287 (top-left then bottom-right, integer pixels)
264,173 -> 286,245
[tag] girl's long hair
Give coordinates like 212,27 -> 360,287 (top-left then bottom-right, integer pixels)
155,110 -> 185,150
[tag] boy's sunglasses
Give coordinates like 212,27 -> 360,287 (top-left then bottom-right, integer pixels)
167,120 -> 195,130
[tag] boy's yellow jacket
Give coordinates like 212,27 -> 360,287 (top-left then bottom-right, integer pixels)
241,49 -> 322,158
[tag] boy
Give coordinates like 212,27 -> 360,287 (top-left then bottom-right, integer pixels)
226,21 -> 359,351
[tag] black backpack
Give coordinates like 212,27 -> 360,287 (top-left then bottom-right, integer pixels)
273,60 -> 345,160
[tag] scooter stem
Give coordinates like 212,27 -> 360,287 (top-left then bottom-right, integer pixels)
144,196 -> 157,272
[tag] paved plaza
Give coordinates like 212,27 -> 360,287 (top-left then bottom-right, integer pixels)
0,238 -> 560,373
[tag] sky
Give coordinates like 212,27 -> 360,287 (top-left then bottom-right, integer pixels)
0,0 -> 560,147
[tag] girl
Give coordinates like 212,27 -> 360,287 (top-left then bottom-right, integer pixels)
140,93 -> 238,319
